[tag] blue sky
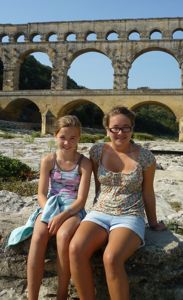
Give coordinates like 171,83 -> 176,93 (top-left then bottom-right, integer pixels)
1,0 -> 182,24
0,0 -> 183,89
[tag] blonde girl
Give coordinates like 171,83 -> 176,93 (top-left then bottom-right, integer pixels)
8,115 -> 92,300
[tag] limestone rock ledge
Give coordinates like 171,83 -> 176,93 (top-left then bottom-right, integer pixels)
0,229 -> 183,300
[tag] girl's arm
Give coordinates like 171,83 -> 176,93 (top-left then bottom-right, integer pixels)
90,157 -> 100,198
38,154 -> 54,209
142,162 -> 166,231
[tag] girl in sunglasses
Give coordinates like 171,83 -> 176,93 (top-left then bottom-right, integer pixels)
70,106 -> 166,300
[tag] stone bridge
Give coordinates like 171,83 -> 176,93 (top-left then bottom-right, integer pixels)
0,17 -> 183,140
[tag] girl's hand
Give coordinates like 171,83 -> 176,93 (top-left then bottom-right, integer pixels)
149,221 -> 166,231
48,214 -> 65,235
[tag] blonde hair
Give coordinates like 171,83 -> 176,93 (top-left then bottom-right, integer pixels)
103,106 -> 136,128
54,115 -> 81,135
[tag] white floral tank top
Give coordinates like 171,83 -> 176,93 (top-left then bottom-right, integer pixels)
89,143 -> 156,217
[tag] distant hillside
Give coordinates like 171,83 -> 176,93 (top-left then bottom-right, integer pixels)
20,55 -> 85,90
0,55 -> 83,90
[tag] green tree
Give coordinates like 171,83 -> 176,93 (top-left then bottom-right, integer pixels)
67,75 -> 84,89
134,105 -> 178,138
19,55 -> 51,89
19,55 -> 83,90
70,103 -> 104,128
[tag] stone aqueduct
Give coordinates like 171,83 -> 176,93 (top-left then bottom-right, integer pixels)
0,17 -> 183,140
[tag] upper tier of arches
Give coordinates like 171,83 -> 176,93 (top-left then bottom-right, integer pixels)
0,18 -> 183,43
0,18 -> 183,92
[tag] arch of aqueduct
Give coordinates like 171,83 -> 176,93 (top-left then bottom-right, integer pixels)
0,17 -> 183,140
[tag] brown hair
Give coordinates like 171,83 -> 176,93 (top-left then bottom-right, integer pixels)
54,115 -> 81,135
103,106 -> 136,128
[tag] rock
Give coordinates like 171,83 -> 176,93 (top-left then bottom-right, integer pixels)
0,228 -> 183,299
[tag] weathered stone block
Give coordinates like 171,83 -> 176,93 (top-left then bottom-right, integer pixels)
0,228 -> 183,300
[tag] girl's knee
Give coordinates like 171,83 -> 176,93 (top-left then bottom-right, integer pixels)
32,226 -> 49,244
69,237 -> 83,261
103,249 -> 125,270
103,250 -> 114,268
56,229 -> 72,247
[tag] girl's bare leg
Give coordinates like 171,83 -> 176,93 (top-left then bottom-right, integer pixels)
103,228 -> 141,300
27,215 -> 49,300
56,216 -> 80,300
69,221 -> 108,300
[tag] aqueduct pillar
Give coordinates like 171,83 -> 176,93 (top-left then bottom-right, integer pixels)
179,117 -> 183,142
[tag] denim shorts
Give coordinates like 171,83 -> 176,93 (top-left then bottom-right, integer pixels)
82,211 -> 145,243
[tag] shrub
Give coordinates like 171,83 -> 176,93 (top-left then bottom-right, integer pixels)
31,131 -> 41,138
92,134 -> 105,141
0,180 -> 38,196
0,154 -> 33,180
24,135 -> 35,143
48,140 -> 56,151
133,132 -> 155,141
104,136 -> 110,142
80,134 -> 97,143
168,201 -> 182,212
166,221 -> 183,235
0,132 -> 15,139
